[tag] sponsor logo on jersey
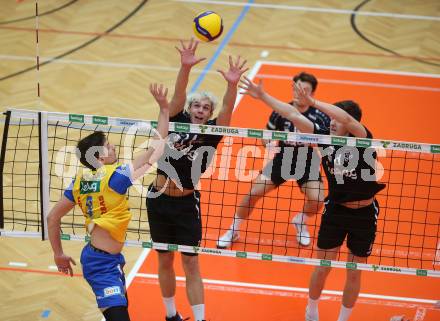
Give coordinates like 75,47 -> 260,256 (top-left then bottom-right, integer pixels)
80,181 -> 101,194
103,286 -> 121,297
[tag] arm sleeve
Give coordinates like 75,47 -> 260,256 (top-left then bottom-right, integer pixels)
108,164 -> 133,195
63,179 -> 75,202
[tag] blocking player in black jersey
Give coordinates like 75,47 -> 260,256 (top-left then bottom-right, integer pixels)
239,76 -> 385,321
146,39 -> 248,321
217,72 -> 330,248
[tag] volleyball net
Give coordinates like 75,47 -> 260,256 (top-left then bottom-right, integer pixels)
1,108 -> 439,277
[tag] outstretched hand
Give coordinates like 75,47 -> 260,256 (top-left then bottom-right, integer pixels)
218,55 -> 249,85
54,253 -> 76,277
175,38 -> 206,67
239,76 -> 265,99
294,82 -> 315,107
149,83 -> 169,111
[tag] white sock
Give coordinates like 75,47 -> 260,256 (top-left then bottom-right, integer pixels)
296,212 -> 308,224
232,214 -> 243,232
336,305 -> 353,321
191,304 -> 205,321
306,297 -> 319,320
162,296 -> 177,318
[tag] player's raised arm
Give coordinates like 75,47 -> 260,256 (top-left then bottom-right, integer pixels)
240,76 -> 314,133
131,83 -> 170,180
169,38 -> 206,117
295,83 -> 367,138
216,55 -> 248,126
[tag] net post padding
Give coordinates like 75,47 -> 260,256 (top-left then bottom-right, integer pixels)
0,111 -> 12,229
38,111 -> 50,240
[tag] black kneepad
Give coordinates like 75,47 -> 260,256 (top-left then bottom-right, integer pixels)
103,306 -> 130,321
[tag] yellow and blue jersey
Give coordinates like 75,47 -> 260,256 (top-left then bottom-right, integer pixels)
64,163 -> 133,242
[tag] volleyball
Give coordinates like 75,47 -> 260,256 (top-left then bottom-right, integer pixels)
193,11 -> 223,42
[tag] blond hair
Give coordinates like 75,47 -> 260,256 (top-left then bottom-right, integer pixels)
185,91 -> 218,114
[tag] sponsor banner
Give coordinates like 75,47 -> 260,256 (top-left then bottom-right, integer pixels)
416,269 -> 428,277
174,123 -> 190,132
262,254 -> 273,261
331,137 -> 347,146
431,145 -> 440,153
210,126 -> 240,135
390,142 -> 422,151
372,265 -> 401,272
298,134 -> 320,143
142,241 -> 152,248
346,262 -> 357,270
247,129 -> 263,138
116,118 -> 138,127
236,252 -> 247,258
84,235 -> 90,242
272,131 -> 288,140
92,116 -> 108,125
320,259 -> 331,267
69,114 -> 84,123
356,139 -> 372,148
167,244 -> 178,251
61,234 -> 71,240
287,257 -> 306,264
200,248 -> 222,255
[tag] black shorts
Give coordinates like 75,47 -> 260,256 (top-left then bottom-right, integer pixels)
262,152 -> 322,187
146,186 -> 202,256
317,199 -> 380,257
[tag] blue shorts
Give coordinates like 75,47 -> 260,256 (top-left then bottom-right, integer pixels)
80,243 -> 127,308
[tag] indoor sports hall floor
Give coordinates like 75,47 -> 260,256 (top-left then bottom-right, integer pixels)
1,1 -> 440,321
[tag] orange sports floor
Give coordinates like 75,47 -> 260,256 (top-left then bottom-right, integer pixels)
127,63 -> 440,321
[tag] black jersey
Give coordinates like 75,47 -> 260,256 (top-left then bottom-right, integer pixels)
157,111 -> 223,189
265,106 -> 330,179
266,106 -> 330,148
314,125 -> 386,202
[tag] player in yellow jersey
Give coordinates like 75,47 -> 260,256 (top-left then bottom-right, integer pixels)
47,84 -> 170,321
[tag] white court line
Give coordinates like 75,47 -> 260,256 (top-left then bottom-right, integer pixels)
256,74 -> 440,92
126,248 -> 151,288
174,0 -> 440,22
234,60 -> 262,111
260,61 -> 440,78
0,54 -> 216,75
136,273 -> 438,305
8,261 -> 28,267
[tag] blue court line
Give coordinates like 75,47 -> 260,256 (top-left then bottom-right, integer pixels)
190,0 -> 254,93
41,310 -> 51,318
